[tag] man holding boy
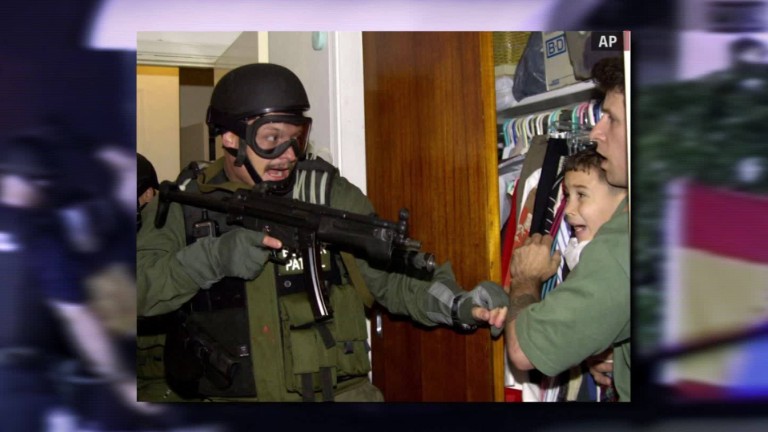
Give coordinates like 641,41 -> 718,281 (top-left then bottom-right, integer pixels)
562,147 -> 628,400
502,57 -> 631,401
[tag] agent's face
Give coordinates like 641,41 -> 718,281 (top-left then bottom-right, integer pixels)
222,121 -> 302,185
563,168 -> 626,242
590,90 -> 628,188
247,121 -> 302,182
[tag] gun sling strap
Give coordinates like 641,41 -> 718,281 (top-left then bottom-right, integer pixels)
340,252 -> 374,309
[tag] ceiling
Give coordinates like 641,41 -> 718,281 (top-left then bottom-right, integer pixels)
136,32 -> 242,67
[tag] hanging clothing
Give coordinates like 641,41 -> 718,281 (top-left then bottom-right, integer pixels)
530,138 -> 568,235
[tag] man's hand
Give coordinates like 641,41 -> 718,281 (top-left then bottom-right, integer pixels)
510,233 -> 561,285
465,281 -> 510,337
503,234 -> 560,370
504,234 -> 560,324
472,305 -> 508,334
586,349 -> 614,387
176,228 -> 283,288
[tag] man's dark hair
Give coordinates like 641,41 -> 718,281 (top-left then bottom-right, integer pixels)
592,57 -> 624,94
564,147 -> 609,183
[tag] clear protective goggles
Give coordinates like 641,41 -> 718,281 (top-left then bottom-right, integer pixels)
244,114 -> 312,159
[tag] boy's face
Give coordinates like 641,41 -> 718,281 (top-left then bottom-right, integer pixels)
564,168 -> 626,242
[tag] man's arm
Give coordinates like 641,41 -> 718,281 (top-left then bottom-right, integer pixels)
329,176 -> 508,331
504,234 -> 560,370
137,196 -> 202,315
508,226 -> 630,377
505,279 -> 539,370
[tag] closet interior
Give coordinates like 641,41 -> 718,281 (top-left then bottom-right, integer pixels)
361,31 -> 628,402
493,31 -> 622,402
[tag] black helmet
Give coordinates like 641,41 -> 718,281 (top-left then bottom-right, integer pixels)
137,153 -> 159,195
207,63 -> 310,140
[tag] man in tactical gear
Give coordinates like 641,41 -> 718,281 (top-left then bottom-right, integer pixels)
138,63 -> 508,402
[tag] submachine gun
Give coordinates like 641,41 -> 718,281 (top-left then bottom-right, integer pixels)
154,180 -> 436,322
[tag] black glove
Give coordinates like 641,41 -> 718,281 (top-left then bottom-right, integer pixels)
425,263 -> 509,336
455,281 -> 509,337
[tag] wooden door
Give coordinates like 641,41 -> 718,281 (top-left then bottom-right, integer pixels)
363,32 -> 504,401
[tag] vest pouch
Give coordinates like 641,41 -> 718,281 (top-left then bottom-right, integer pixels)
279,293 -> 337,394
327,284 -> 371,377
286,328 -> 338,395
193,309 -> 257,397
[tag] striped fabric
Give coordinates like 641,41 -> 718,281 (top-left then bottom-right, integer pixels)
541,179 -> 569,299
292,153 -> 330,205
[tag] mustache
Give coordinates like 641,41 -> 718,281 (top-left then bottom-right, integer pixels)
266,160 -> 296,170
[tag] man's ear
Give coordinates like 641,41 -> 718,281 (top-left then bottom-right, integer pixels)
221,131 -> 238,150
139,188 -> 154,206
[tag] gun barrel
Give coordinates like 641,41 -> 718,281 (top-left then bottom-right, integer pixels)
410,252 -> 436,272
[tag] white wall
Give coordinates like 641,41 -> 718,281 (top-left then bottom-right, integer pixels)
268,33 -> 335,165
267,32 -> 367,192
329,32 -> 367,194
